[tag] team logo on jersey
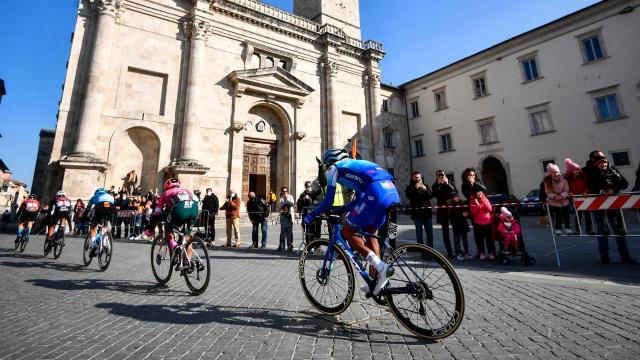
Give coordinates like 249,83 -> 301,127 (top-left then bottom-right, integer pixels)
367,196 -> 375,201
352,202 -> 366,214
380,180 -> 395,189
345,173 -> 363,184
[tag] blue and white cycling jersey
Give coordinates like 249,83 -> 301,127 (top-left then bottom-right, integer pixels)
89,193 -> 115,207
310,159 -> 399,230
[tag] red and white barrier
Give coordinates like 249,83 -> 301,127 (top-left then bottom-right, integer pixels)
573,194 -> 640,211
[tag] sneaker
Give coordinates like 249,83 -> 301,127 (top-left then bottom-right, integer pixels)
359,284 -> 371,293
564,229 -> 574,235
456,254 -> 465,261
465,254 -> 475,260
479,253 -> 486,260
373,265 -> 394,296
554,229 -> 562,235
261,244 -> 266,249
488,253 -> 496,260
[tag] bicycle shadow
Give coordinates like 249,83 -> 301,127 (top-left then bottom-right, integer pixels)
0,259 -> 91,272
93,302 -> 433,344
25,278 -> 192,296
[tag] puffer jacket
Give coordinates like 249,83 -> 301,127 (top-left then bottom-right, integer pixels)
589,166 -> 628,194
565,172 -> 588,196
544,176 -> 570,207
469,195 -> 493,226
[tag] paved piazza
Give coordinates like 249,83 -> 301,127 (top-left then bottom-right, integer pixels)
1,216 -> 639,360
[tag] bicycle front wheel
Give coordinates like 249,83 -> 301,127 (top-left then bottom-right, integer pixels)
151,235 -> 173,285
385,244 -> 465,340
299,239 -> 355,315
182,236 -> 210,295
53,234 -> 64,259
82,234 -> 92,265
97,232 -> 113,271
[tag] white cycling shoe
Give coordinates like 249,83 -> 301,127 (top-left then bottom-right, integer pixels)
373,265 -> 394,296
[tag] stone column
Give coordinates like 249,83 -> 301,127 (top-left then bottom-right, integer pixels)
368,72 -> 384,163
180,19 -> 211,162
324,60 -> 341,149
72,0 -> 125,158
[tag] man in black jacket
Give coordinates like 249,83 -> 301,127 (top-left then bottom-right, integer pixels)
297,181 -> 321,244
587,153 -> 636,264
405,171 -> 434,247
247,192 -> 269,248
114,191 -> 131,239
432,170 -> 456,258
201,188 -> 219,245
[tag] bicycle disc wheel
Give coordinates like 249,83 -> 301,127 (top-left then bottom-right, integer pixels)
385,244 -> 464,340
97,232 -> 113,271
19,236 -> 28,253
151,235 -> 173,285
53,234 -> 64,259
182,237 -> 210,295
82,234 -> 92,265
299,239 -> 355,315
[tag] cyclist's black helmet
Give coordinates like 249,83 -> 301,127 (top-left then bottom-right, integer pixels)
322,148 -> 349,166
28,194 -> 36,200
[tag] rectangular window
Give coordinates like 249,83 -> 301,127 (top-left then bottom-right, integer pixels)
521,58 -> 539,81
472,76 -> 488,98
382,99 -> 389,112
384,131 -> 394,148
542,159 -> 556,173
582,36 -> 604,62
410,101 -> 420,118
610,151 -> 631,167
595,94 -> 621,121
433,88 -> 447,110
527,103 -> 554,135
414,139 -> 424,157
477,118 -> 497,145
439,133 -> 453,152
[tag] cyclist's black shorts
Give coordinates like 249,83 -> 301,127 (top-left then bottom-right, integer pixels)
18,211 -> 38,223
48,211 -> 71,226
91,205 -> 115,226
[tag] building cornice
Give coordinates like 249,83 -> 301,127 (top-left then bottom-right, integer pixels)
401,0 -> 636,89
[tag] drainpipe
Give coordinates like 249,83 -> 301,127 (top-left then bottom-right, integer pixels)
401,90 -> 413,175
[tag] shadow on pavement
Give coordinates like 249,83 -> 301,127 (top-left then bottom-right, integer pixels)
93,302 -> 432,344
26,278 -> 191,296
209,246 -> 300,261
0,258 -> 91,272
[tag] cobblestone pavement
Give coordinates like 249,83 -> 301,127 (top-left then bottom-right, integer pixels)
0,217 -> 639,360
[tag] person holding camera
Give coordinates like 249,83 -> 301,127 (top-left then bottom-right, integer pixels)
405,171 -> 434,247
220,190 -> 241,247
247,192 -> 269,248
432,170 -> 456,258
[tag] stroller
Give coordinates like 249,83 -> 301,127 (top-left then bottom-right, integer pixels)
492,207 -> 535,265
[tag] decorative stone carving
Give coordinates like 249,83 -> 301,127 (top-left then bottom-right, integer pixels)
232,122 -> 244,132
256,121 -> 266,132
244,121 -> 253,131
294,131 -> 306,140
93,0 -> 126,19
184,19 -> 212,42
368,73 -> 381,88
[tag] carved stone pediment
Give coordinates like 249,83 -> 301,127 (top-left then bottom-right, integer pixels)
227,66 -> 314,108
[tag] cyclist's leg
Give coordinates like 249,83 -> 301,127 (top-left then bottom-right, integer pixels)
16,219 -> 25,241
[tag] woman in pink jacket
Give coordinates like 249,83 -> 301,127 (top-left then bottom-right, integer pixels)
468,185 -> 494,260
544,163 -> 573,235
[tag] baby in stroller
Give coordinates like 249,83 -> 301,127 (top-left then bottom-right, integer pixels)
495,207 -> 535,265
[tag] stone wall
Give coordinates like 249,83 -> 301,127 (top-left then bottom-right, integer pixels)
31,129 -> 55,197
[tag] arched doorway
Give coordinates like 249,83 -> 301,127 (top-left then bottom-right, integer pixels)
106,127 -> 160,195
481,156 -> 509,194
241,104 -> 290,202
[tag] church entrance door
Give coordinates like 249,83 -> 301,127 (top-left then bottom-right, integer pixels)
242,139 -> 276,202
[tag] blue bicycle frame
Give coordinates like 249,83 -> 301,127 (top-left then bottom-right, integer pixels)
320,221 -> 390,292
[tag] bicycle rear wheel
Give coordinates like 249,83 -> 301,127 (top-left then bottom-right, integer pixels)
151,235 -> 173,285
53,233 -> 64,259
14,235 -> 20,250
182,236 -> 210,295
299,239 -> 355,315
82,234 -> 92,266
385,244 -> 464,340
98,232 -> 113,271
19,235 -> 28,253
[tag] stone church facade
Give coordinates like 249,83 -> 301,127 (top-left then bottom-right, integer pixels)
36,0 -> 411,203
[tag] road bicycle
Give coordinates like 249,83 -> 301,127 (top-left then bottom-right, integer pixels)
82,219 -> 113,271
150,220 -> 210,295
44,223 -> 66,259
299,211 -> 465,340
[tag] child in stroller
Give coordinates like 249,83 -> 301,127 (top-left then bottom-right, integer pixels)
494,207 -> 535,265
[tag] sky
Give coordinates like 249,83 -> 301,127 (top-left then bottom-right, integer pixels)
0,0 -> 600,190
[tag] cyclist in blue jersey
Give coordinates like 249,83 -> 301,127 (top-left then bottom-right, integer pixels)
303,148 -> 400,295
84,188 -> 116,257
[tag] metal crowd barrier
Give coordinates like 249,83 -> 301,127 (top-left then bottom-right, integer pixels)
548,192 -> 640,266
